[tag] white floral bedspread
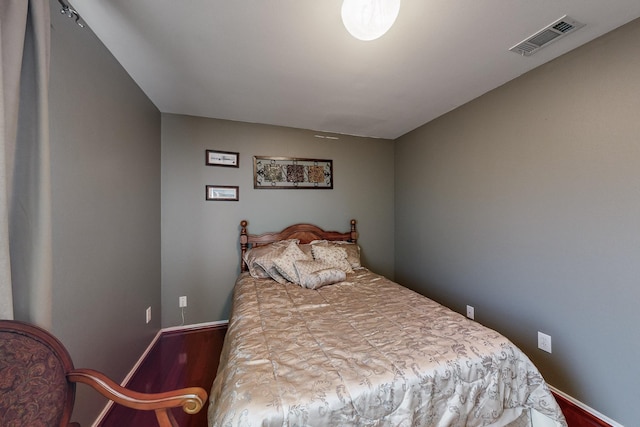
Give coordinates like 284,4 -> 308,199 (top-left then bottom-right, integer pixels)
208,270 -> 566,427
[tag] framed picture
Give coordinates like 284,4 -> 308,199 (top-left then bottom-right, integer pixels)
206,185 -> 239,201
206,150 -> 239,167
254,156 -> 333,189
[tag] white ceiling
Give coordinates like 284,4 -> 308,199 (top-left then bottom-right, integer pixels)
69,1 -> 640,139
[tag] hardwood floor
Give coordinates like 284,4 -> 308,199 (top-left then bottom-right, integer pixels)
98,324 -> 227,427
98,323 -> 609,427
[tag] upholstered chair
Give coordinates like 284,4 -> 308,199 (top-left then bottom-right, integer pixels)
0,320 -> 207,427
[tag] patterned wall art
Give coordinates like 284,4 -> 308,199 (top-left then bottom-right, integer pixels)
253,156 -> 333,189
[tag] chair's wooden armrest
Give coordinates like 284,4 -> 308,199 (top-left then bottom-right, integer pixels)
67,369 -> 207,414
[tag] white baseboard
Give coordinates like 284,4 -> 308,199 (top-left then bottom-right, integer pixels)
549,385 -> 624,427
91,320 -> 229,426
162,319 -> 229,333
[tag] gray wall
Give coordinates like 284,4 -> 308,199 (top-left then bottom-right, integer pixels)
49,1 -> 161,424
161,114 -> 394,326
394,18 -> 640,426
45,1 -> 638,423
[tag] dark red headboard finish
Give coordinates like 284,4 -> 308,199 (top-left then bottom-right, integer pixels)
239,220 -> 358,272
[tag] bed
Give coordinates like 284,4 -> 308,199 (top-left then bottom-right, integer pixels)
208,219 -> 566,427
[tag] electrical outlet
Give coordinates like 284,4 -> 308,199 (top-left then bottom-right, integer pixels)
466,305 -> 474,320
145,306 -> 152,324
179,296 -> 187,308
538,332 -> 552,353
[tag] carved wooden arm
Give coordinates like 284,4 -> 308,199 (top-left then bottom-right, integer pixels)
67,368 -> 208,427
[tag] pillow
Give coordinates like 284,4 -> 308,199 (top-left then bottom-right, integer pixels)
254,245 -> 290,284
311,245 -> 353,273
311,240 -> 361,269
331,241 -> 362,269
272,242 -> 312,284
293,259 -> 347,289
298,243 -> 314,259
244,239 -> 298,279
243,246 -> 272,279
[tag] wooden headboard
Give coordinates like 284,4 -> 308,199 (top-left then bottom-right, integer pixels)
240,220 -> 358,272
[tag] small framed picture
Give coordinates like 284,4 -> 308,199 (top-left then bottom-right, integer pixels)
206,150 -> 239,167
206,185 -> 239,201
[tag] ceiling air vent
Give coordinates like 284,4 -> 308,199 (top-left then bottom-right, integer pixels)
509,15 -> 585,56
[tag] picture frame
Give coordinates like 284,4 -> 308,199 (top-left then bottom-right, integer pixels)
253,156 -> 333,189
206,185 -> 239,201
206,150 -> 239,167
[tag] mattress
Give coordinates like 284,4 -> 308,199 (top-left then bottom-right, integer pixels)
208,269 -> 566,427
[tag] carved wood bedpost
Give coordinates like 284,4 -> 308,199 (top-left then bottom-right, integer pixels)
350,219 -> 358,244
240,220 -> 249,272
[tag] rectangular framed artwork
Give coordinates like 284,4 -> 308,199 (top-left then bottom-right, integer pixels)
206,185 -> 239,201
253,156 -> 333,189
206,150 -> 239,167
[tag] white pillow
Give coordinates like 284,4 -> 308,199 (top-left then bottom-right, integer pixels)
244,239 -> 299,279
311,245 -> 353,273
310,240 -> 361,269
254,245 -> 289,284
272,242 -> 312,284
293,259 -> 346,289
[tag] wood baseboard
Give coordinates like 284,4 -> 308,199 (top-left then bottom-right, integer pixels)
96,323 -> 228,426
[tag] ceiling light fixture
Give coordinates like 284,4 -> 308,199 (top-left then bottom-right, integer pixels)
341,0 -> 401,41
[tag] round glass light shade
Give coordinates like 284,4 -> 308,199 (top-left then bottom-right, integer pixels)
341,0 -> 401,41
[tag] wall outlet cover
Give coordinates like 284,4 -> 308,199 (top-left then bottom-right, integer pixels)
538,331 -> 552,353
